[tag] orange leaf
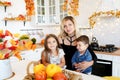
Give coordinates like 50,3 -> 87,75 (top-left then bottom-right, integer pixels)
14,52 -> 22,60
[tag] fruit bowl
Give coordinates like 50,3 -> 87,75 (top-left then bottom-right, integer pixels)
23,61 -> 82,80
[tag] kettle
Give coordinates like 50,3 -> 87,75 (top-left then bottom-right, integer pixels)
91,37 -> 99,50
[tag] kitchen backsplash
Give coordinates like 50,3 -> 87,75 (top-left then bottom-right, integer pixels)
20,25 -> 60,43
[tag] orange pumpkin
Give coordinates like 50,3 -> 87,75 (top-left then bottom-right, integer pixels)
40,39 -> 45,45
53,72 -> 68,80
35,71 -> 47,80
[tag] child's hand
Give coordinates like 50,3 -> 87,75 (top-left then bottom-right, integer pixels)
76,68 -> 84,72
74,63 -> 79,69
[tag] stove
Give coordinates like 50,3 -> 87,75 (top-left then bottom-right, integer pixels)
94,46 -> 118,53
92,44 -> 119,53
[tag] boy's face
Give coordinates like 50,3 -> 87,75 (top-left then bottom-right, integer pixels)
76,41 -> 88,53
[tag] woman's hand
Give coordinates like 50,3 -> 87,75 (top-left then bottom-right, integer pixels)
77,61 -> 94,71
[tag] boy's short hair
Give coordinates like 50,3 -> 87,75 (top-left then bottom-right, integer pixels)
76,35 -> 89,44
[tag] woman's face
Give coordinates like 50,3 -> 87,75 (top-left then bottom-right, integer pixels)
63,20 -> 75,35
47,37 -> 58,51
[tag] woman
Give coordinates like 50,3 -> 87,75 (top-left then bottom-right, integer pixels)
58,16 -> 97,70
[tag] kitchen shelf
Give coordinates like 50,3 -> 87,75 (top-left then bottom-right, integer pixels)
79,27 -> 91,29
0,2 -> 11,12
4,18 -> 30,26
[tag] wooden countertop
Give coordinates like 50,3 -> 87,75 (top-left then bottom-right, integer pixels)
36,44 -> 120,56
94,48 -> 120,56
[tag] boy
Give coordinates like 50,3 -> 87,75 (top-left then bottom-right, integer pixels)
71,35 -> 92,74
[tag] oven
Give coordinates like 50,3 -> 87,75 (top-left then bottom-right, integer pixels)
92,59 -> 112,77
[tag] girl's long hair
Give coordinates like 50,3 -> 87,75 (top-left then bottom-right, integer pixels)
43,34 -> 61,62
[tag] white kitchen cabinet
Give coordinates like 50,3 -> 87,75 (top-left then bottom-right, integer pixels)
112,56 -> 120,77
10,48 -> 44,62
96,53 -> 120,77
33,48 -> 44,60
35,0 -> 67,25
96,54 -> 113,61
20,50 -> 34,61
20,48 -> 44,61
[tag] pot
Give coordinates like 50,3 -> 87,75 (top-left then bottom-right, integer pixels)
91,42 -> 99,50
0,59 -> 12,79
106,44 -> 115,48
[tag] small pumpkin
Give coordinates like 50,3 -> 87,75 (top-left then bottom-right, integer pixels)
53,72 -> 68,80
35,71 -> 47,80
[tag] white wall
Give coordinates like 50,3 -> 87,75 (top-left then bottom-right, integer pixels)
76,0 -> 120,47
0,0 -> 120,47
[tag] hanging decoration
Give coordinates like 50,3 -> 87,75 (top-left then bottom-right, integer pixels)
62,0 -> 79,16
89,10 -> 120,28
24,0 -> 35,16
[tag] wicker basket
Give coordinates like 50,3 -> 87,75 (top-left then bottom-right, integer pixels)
23,61 -> 83,80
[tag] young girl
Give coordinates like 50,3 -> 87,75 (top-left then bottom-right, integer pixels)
41,34 -> 65,68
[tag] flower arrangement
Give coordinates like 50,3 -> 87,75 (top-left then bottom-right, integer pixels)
62,0 -> 79,16
0,29 -> 36,60
89,10 -> 120,28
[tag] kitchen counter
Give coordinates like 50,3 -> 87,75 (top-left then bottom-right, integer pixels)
6,60 -> 105,80
94,48 -> 120,56
94,48 -> 120,77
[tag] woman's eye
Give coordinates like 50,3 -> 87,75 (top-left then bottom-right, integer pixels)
64,25 -> 67,28
68,24 -> 72,26
53,41 -> 56,43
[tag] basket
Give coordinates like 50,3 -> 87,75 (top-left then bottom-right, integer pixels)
23,61 -> 83,80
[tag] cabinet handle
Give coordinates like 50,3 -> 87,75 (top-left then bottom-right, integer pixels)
36,50 -> 38,52
22,58 -> 25,60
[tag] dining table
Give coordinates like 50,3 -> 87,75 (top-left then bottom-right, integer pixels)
6,59 -> 106,80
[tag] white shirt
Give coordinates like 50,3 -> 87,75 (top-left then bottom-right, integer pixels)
48,48 -> 65,65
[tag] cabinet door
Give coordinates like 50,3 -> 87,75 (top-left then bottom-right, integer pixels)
112,56 -> 120,77
96,54 -> 113,61
33,48 -> 44,60
20,50 -> 34,61
113,62 -> 120,77
20,49 -> 44,61
35,0 -> 67,25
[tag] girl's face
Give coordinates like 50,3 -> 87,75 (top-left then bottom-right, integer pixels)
63,20 -> 75,35
47,37 -> 58,51
76,41 -> 88,53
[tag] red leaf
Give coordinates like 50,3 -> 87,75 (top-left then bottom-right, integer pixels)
0,34 -> 5,38
0,44 -> 4,50
3,40 -> 8,48
4,53 -> 10,59
8,46 -> 17,50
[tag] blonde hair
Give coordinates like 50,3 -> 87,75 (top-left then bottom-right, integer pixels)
59,16 -> 80,38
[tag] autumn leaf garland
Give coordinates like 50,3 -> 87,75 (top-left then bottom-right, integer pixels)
89,10 -> 120,28
62,0 -> 79,16
24,0 -> 35,16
